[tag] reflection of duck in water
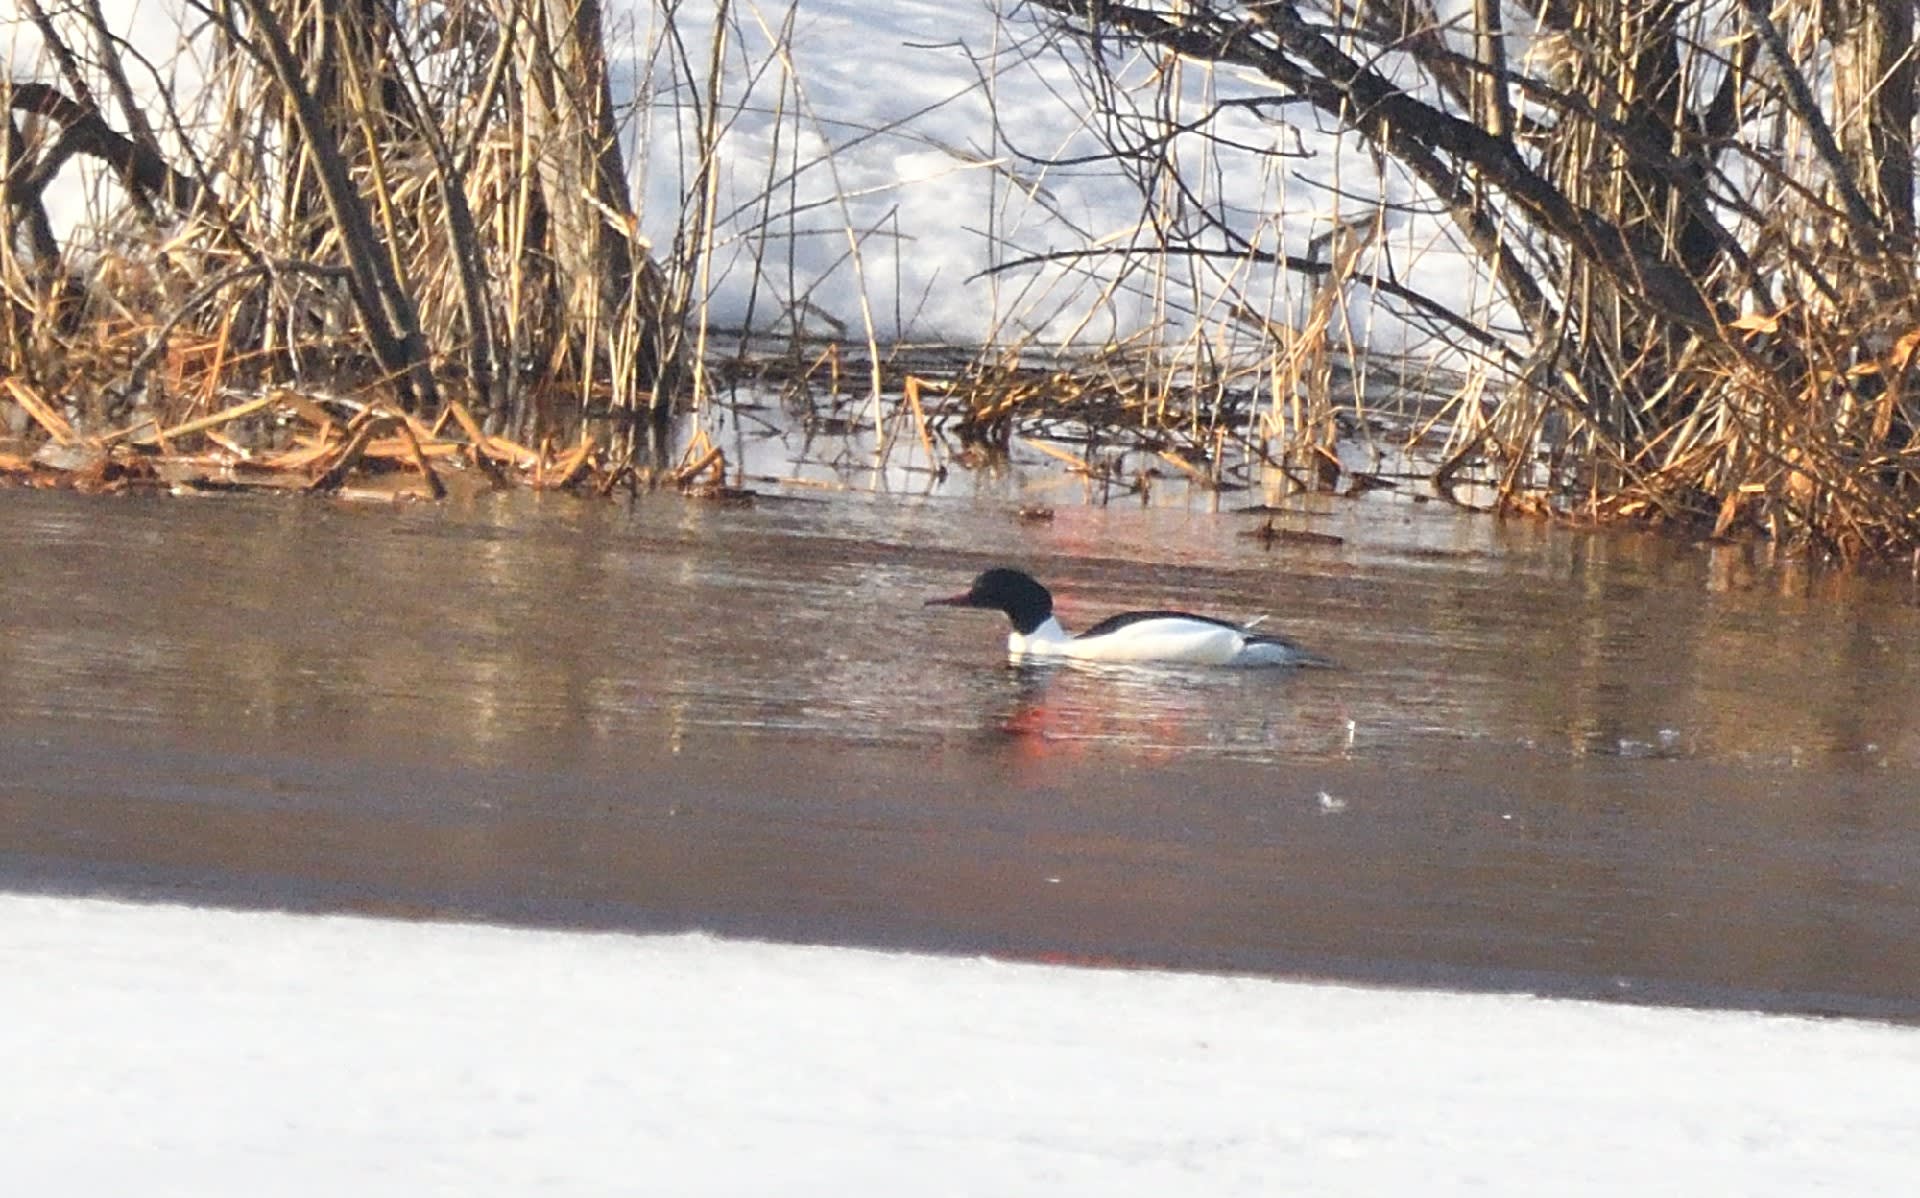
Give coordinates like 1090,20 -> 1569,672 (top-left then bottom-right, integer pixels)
927,568 -> 1329,668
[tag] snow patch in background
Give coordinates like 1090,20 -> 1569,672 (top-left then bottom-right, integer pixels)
12,0 -> 1487,353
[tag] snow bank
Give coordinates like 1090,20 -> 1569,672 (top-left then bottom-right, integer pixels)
1,893 -> 1913,1195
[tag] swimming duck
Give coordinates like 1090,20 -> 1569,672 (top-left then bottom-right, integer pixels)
927,567 -> 1326,667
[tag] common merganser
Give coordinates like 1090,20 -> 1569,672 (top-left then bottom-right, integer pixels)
927,567 -> 1328,667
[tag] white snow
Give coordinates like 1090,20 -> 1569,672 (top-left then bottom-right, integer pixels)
642,0 -> 1466,347
9,1 -> 1480,351
2,892 -> 1915,1195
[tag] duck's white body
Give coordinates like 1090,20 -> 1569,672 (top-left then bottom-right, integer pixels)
1009,615 -> 1307,667
930,567 -> 1326,669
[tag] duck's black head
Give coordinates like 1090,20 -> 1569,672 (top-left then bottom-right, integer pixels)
926,567 -> 1054,635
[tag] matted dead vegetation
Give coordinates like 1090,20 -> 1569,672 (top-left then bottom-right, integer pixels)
0,374 -> 732,499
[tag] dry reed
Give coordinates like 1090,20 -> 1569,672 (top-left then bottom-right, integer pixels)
990,0 -> 1920,558
12,0 -> 1920,560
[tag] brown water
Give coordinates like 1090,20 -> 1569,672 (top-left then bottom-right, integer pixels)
3,481 -> 1919,1019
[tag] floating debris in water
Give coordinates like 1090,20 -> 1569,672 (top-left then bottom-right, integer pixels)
1238,518 -> 1346,548
1343,471 -> 1398,497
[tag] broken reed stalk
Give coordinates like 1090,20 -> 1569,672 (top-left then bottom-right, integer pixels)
684,0 -> 735,413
